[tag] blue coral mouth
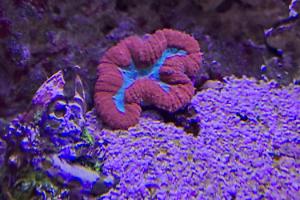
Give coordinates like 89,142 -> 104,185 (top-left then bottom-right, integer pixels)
113,48 -> 187,113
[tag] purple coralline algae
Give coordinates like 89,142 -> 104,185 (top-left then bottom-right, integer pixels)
2,70 -> 119,199
96,76 -> 300,199
0,138 -> 6,167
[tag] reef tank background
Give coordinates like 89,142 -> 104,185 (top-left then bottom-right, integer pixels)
0,0 -> 299,199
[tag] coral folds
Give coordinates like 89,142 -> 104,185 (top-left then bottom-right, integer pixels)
94,29 -> 202,129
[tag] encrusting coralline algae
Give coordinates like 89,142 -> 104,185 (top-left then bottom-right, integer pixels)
1,74 -> 299,199
97,76 -> 300,199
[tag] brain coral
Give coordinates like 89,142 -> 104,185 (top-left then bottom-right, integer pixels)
95,76 -> 300,199
94,29 -> 202,129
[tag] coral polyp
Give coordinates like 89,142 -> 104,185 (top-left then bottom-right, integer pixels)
94,29 -> 202,129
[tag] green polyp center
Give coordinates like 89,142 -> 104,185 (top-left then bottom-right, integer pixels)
113,48 -> 187,113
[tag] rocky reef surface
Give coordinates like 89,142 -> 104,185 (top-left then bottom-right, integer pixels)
0,0 -> 300,199
1,72 -> 299,199
0,0 -> 299,117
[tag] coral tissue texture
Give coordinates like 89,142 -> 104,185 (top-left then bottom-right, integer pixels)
94,29 -> 202,129
97,77 -> 300,199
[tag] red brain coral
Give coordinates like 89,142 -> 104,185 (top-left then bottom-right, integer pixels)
94,29 -> 202,129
